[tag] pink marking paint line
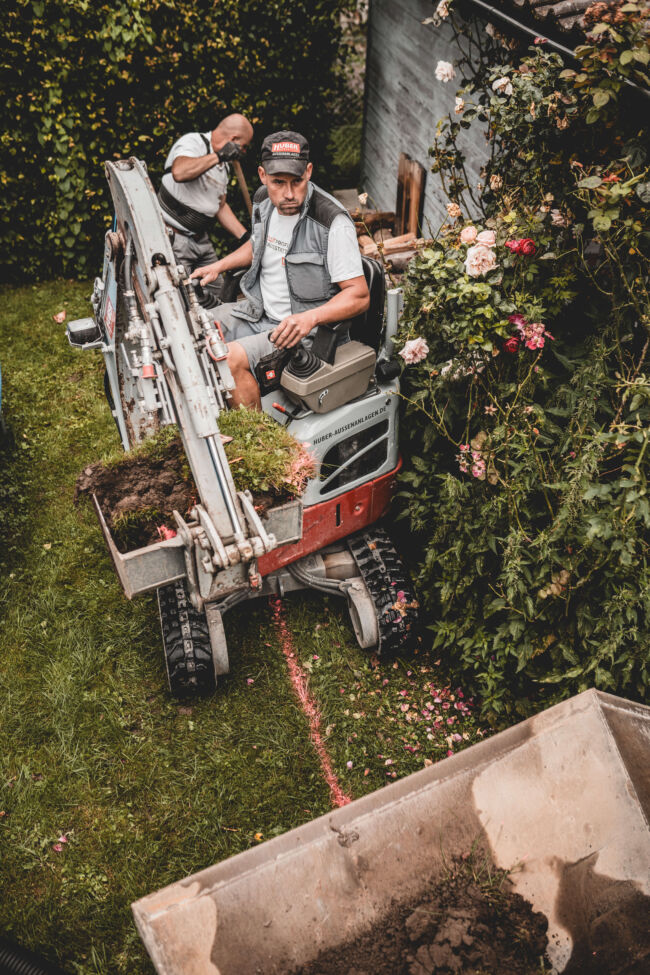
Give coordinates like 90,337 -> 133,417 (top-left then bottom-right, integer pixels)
270,597 -> 352,808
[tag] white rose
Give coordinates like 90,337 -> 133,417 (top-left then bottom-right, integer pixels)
551,208 -> 569,227
435,60 -> 456,83
454,96 -> 465,114
357,192 -> 369,206
465,243 -> 498,277
436,0 -> 449,18
399,337 -> 430,365
492,76 -> 513,96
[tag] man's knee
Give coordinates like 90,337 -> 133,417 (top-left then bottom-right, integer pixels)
227,341 -> 252,377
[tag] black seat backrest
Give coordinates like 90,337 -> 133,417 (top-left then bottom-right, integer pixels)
349,257 -> 385,351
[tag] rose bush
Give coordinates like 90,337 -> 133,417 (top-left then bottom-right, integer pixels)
397,1 -> 650,721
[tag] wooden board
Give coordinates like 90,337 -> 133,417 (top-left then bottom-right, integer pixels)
396,153 -> 426,236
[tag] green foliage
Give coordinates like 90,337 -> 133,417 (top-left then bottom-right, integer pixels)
398,3 -> 650,721
328,114 -> 363,178
2,0 -> 354,282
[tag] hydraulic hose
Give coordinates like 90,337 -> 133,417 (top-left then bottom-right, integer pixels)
0,939 -> 68,975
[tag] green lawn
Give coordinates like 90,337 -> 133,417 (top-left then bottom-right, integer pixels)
0,280 -> 483,974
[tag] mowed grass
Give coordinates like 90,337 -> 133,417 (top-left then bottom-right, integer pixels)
0,281 -> 483,974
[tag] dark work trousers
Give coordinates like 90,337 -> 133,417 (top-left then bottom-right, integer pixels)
168,228 -> 223,306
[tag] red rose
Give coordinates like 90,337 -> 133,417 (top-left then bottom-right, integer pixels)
504,238 -> 537,256
504,336 -> 520,354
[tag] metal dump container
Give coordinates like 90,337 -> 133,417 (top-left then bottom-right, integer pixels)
132,690 -> 650,974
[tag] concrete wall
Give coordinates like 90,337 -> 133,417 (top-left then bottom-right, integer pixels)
361,0 -> 489,233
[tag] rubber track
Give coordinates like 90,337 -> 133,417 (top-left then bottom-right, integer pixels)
347,526 -> 419,655
157,581 -> 214,696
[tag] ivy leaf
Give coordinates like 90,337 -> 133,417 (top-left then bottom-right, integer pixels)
592,89 -> 610,108
636,182 -> 650,203
578,176 -> 603,189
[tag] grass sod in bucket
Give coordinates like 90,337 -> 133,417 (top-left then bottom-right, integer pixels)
74,409 -> 315,553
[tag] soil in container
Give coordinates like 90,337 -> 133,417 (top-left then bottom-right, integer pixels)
296,853 -> 551,975
75,412 -> 314,553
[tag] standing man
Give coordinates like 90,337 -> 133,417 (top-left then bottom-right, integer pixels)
159,113 -> 254,306
191,130 -> 369,408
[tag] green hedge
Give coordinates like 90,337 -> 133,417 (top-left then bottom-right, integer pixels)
2,0 -> 353,281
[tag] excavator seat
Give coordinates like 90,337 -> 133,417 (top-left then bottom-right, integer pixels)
349,256 -> 386,351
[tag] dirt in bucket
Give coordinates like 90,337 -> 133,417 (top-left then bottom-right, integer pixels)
296,854 -> 551,975
75,412 -> 314,553
74,431 -> 196,552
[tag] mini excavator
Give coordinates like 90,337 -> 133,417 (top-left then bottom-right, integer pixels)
67,158 -> 418,696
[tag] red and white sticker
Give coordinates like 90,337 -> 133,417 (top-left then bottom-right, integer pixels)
104,295 -> 115,339
265,369 -> 276,380
271,141 -> 300,154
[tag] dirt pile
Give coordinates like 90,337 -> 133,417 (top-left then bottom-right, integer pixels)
75,411 -> 316,552
75,434 -> 194,551
297,855 -> 551,975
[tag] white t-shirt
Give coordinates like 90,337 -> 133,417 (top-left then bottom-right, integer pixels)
259,208 -> 363,322
161,131 -> 229,231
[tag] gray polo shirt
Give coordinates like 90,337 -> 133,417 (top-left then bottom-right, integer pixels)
161,131 -> 230,232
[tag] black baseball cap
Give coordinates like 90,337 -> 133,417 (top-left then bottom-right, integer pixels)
260,131 -> 310,176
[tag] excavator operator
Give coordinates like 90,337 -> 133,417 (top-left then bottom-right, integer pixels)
191,130 -> 369,409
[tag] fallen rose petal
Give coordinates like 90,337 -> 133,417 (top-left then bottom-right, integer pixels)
52,843 -> 63,852
52,310 -> 66,324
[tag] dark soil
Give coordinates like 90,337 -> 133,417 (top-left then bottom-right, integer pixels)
75,436 -> 196,551
75,433 -> 290,552
296,855 -> 551,975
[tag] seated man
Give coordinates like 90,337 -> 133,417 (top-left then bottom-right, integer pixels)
191,130 -> 369,409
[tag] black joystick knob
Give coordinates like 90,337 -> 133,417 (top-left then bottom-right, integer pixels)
285,343 -> 322,379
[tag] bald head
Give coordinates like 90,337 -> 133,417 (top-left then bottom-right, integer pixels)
211,114 -> 254,155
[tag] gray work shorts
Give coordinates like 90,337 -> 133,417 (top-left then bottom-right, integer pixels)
213,301 -> 279,345
169,228 -> 222,302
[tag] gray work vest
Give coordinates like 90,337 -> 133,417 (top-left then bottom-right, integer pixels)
232,181 -> 355,326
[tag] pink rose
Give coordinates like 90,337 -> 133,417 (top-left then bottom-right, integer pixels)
476,230 -> 496,247
508,313 -> 527,328
464,243 -> 498,277
503,336 -> 520,354
399,337 -> 429,365
460,225 -> 477,244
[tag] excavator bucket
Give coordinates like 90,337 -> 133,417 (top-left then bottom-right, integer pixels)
132,689 -> 650,974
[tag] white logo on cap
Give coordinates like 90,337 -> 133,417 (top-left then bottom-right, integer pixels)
271,141 -> 300,154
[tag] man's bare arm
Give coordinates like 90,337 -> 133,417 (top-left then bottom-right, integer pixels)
270,276 -> 370,349
190,240 -> 254,285
171,154 -> 219,182
216,198 -> 247,239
